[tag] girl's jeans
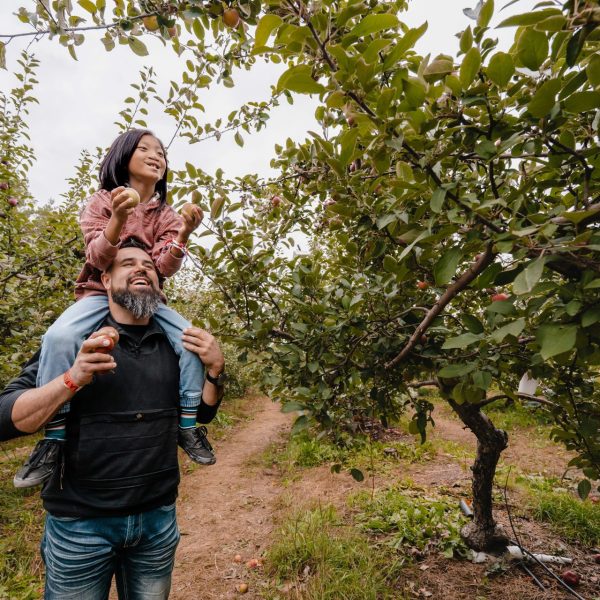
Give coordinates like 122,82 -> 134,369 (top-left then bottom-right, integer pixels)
37,295 -> 204,413
41,503 -> 180,599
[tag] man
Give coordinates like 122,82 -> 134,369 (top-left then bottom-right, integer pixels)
0,243 -> 225,599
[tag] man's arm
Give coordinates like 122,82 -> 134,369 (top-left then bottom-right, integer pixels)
0,351 -> 40,441
5,329 -> 119,436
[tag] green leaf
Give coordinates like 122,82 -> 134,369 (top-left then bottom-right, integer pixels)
128,37 -> 148,57
491,318 -> 525,343
338,128 -> 359,167
350,468 -> 365,482
277,65 -> 325,95
438,363 -> 476,378
442,332 -> 483,350
210,196 -> 225,219
430,187 -> 446,213
586,54 -> 600,87
350,13 -> 399,38
383,255 -> 401,274
282,401 -> 305,413
292,415 -> 309,434
536,324 -> 577,360
423,58 -> 454,80
517,28 -> 548,71
253,14 -> 282,49
487,52 -> 514,87
460,26 -> 473,54
434,247 -> 463,286
564,91 -> 600,113
577,478 -> 591,500
582,307 -> 600,328
78,0 -> 97,13
477,0 -> 494,28
383,22 -> 428,70
0,42 -> 5,70
460,47 -> 481,87
463,314 -> 484,334
512,258 -> 545,295
528,78 -> 561,118
498,8 -> 561,27
234,131 -> 244,147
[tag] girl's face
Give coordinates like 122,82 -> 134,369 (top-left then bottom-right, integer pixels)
127,134 -> 167,185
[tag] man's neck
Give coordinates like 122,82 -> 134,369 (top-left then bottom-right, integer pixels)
108,302 -> 150,326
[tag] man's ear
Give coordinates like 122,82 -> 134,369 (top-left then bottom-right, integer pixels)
101,271 -> 111,292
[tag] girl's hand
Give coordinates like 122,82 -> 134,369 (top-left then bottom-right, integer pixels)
178,203 -> 203,240
111,187 -> 140,223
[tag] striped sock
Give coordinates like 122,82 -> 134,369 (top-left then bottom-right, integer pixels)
45,417 -> 66,441
179,407 -> 197,429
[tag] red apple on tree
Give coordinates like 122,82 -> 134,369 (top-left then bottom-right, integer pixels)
417,281 -> 429,290
0,182 -> 9,191
270,195 -> 282,207
7,198 -> 18,207
491,292 -> 509,302
223,8 -> 240,28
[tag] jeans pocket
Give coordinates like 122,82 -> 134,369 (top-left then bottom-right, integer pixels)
51,515 -> 80,522
158,502 -> 176,512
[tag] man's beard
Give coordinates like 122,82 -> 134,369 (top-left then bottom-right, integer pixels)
112,286 -> 161,319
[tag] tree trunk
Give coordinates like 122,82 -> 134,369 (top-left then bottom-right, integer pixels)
447,398 -> 510,552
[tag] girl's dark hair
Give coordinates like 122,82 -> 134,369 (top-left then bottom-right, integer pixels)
99,129 -> 168,204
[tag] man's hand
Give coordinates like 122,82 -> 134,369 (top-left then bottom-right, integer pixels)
69,327 -> 119,388
111,187 -> 140,224
182,327 -> 224,376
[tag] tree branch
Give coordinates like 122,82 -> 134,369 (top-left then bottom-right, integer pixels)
385,243 -> 495,369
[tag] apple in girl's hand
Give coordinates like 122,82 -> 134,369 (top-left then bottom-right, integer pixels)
181,202 -> 203,224
124,188 -> 140,206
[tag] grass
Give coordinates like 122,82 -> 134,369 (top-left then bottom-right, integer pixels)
517,475 -> 600,547
264,504 -> 406,600
0,441 -> 45,599
262,430 -> 436,483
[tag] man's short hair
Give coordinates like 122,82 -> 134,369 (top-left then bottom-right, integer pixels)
119,237 -> 149,252
104,237 -> 153,273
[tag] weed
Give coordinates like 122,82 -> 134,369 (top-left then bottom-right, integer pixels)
264,504 -> 403,600
350,486 -> 470,559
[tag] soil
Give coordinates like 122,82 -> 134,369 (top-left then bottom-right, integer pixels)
127,396 -> 598,600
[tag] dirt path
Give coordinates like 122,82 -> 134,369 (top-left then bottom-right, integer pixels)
160,397 -> 586,600
170,396 -> 292,600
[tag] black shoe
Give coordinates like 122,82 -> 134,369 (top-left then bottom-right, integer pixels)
178,426 -> 216,465
14,438 -> 63,488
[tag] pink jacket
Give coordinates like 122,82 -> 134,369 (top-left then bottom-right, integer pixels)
74,190 -> 184,300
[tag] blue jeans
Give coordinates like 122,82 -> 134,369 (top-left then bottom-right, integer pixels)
41,504 -> 180,599
37,295 -> 204,413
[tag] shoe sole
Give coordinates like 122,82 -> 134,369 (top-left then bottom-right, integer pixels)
181,450 -> 217,465
13,474 -> 50,488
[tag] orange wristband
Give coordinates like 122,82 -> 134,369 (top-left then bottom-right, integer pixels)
63,370 -> 81,393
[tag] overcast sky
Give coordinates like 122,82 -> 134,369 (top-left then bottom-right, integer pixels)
0,0 -> 536,205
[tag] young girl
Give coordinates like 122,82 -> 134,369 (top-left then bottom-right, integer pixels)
14,129 -> 217,488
